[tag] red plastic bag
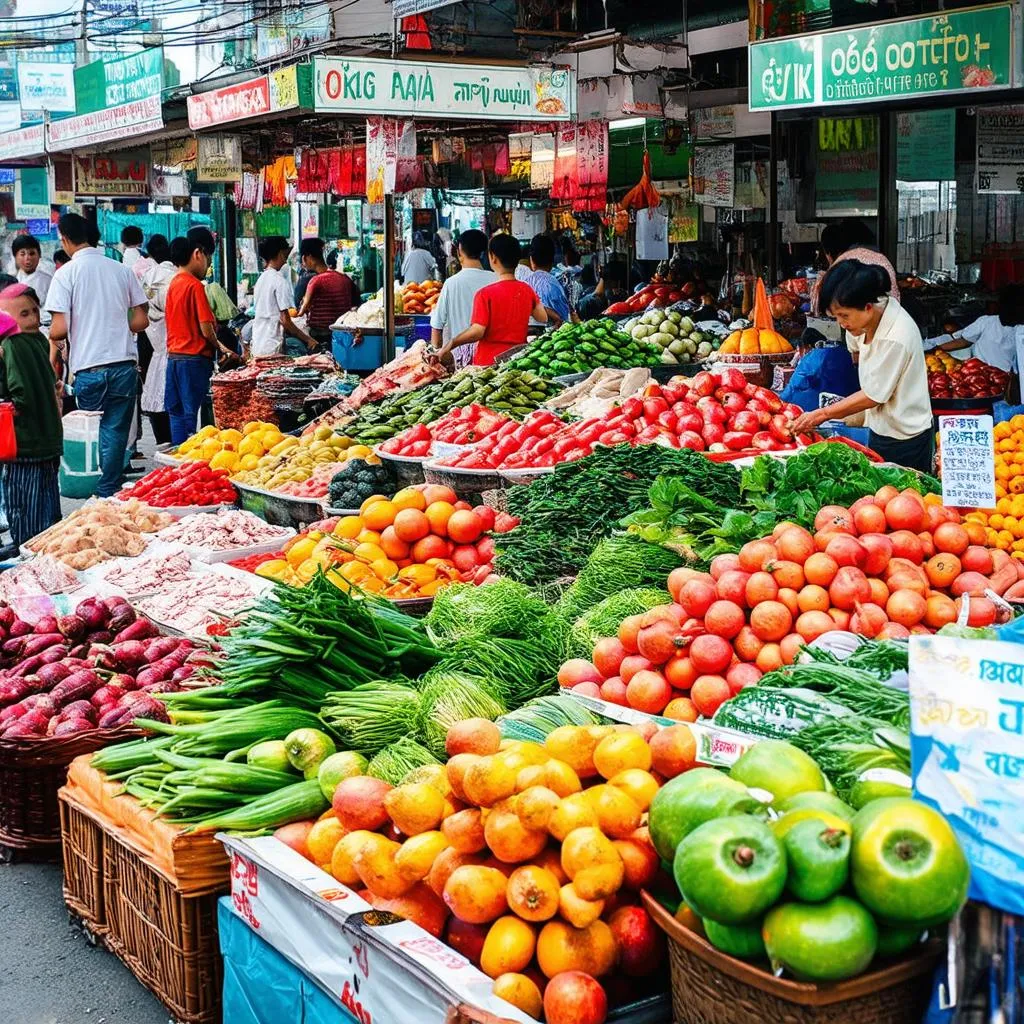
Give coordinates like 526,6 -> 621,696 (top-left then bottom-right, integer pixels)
0,402 -> 16,461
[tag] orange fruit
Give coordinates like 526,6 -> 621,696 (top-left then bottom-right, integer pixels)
412,535 -> 450,563
353,542 -> 386,563
334,515 -> 362,539
392,487 -> 427,512
371,558 -> 399,580
359,493 -> 388,513
393,508 -> 431,543
421,484 -> 457,505
379,525 -> 411,560
362,500 -> 397,531
424,500 -> 456,537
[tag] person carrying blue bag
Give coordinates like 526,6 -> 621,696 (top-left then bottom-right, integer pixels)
781,327 -> 860,412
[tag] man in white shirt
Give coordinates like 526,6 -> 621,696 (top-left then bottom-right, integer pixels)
120,225 -> 144,271
13,233 -> 52,329
401,232 -> 438,285
46,212 -> 149,497
251,236 -> 314,357
429,230 -> 495,368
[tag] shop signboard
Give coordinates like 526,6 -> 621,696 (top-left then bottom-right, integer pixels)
693,144 -> 735,207
749,5 -> 1014,111
0,169 -> 13,193
25,217 -> 53,237
47,94 -> 164,151
14,167 -> 49,219
314,56 -> 574,122
692,105 -> 735,140
74,47 -> 163,115
976,106 -> 1024,194
196,135 -> 242,181
392,0 -> 461,15
73,150 -> 150,196
256,8 -> 331,62
897,109 -> 955,181
938,414 -> 995,508
187,68 -> 301,130
0,123 -> 45,162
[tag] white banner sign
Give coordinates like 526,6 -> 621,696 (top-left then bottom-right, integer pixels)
17,61 -> 76,116
0,124 -> 46,161
976,107 -> 1024,195
47,93 -> 163,151
939,414 -> 996,509
392,0 -> 461,14
314,56 -> 574,121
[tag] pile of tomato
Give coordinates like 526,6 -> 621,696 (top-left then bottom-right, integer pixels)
927,356 -> 1009,401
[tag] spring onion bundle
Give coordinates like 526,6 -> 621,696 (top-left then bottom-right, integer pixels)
367,737 -> 439,785
442,634 -> 560,708
167,574 -> 441,710
319,682 -> 422,756
498,694 -> 605,743
799,638 -> 909,680
417,670 -> 506,758
426,580 -> 551,645
758,662 -> 910,730
557,535 -> 683,621
564,587 -> 671,660
791,718 -> 911,803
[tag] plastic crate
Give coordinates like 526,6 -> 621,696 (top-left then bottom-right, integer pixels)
331,323 -> 413,372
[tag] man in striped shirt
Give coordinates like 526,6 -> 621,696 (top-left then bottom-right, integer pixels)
297,238 -> 356,350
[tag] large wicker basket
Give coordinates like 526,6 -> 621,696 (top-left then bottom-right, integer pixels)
643,893 -> 940,1024
0,727 -> 140,855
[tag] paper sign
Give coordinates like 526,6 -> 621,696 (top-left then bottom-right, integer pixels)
196,135 -> 242,182
939,414 -> 996,509
693,144 -> 734,207
976,106 -> 1024,195
635,205 -> 669,261
909,634 -> 1024,915
301,204 -> 320,239
530,133 -> 554,189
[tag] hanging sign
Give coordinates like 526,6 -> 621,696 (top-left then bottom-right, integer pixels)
187,69 -> 301,130
315,57 -> 574,121
197,135 -> 242,182
815,117 -> 879,217
938,414 -> 996,509
366,117 -> 415,201
636,205 -> 670,261
74,150 -> 150,196
14,168 -> 50,219
692,106 -> 735,140
301,204 -> 320,239
16,61 -> 76,120
47,94 -> 163,151
976,107 -> 1024,194
530,133 -> 554,189
897,109 -> 955,181
668,201 -> 699,243
693,144 -> 734,207
749,4 -> 1014,111
392,0 -> 461,15
733,161 -> 767,210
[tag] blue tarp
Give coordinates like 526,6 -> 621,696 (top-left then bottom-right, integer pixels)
218,898 -> 352,1024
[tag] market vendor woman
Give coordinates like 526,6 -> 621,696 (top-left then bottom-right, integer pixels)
790,260 -> 933,473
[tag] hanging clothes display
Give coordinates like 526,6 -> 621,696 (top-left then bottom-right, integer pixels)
574,121 -> 609,212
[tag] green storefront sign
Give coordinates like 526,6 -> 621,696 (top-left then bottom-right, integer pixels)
75,47 -> 163,115
749,4 -> 1014,111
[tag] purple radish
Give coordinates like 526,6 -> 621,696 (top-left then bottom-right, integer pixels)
56,614 -> 87,641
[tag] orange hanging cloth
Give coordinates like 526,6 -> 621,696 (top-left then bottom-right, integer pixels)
753,278 -> 774,331
619,150 -> 660,211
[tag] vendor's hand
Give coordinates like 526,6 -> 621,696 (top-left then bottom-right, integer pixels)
789,409 -> 824,436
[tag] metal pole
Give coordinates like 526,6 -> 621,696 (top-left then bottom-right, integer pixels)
768,112 -> 779,287
384,193 -> 396,362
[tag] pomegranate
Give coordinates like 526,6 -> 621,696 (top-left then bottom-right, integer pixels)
852,502 -> 887,534
745,571 -> 779,606
889,530 -> 924,564
829,566 -> 872,610
886,589 -> 927,628
689,634 -> 733,675
825,534 -> 868,569
859,533 -> 893,576
558,660 -> 603,688
738,539 -> 778,573
679,579 -> 718,619
951,572 -> 990,597
716,570 -> 750,607
885,494 -> 925,532
709,553 -> 741,579
877,622 -> 912,639
795,610 -> 836,642
961,546 -> 995,575
814,505 -> 855,535
776,527 -> 816,565
592,638 -> 628,679
733,625 -> 764,662
850,602 -> 887,638
703,600 -> 745,639
749,601 -> 793,642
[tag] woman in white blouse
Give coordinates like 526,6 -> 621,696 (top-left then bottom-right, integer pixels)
791,260 -> 933,473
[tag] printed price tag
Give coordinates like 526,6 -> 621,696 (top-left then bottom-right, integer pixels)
938,414 -> 995,509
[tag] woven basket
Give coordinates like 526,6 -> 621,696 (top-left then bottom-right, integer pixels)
0,727 -> 140,852
643,893 -> 940,1024
60,797 -> 107,933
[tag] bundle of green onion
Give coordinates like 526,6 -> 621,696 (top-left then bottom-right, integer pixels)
367,737 -> 439,785
319,682 -> 422,756
417,670 -> 506,758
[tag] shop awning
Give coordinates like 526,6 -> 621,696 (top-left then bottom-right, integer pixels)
46,94 -> 164,153
0,124 -> 46,163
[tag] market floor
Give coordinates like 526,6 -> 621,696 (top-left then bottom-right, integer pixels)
0,861 -> 171,1023
2,421 -> 171,1024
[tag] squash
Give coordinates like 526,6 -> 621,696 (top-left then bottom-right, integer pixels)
719,327 -> 793,356
720,332 -> 741,354
739,327 -> 760,355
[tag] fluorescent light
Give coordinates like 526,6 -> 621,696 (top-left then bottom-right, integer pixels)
609,117 -> 647,129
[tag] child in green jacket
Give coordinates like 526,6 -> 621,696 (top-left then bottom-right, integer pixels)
0,284 -> 63,549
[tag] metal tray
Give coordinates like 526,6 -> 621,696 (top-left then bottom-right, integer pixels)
233,482 -> 326,530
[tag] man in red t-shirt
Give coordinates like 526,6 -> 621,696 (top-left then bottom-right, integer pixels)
164,236 -> 233,445
438,234 -> 546,365
297,238 -> 356,349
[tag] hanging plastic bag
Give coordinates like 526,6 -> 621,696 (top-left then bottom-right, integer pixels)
0,402 -> 16,461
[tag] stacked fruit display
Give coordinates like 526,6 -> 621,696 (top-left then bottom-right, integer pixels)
927,353 -> 1008,400
232,430 -> 373,492
173,421 -> 290,472
647,743 -> 968,981
440,372 -> 807,471
559,486 -> 1017,719
623,309 -> 720,363
966,413 -> 1024,562
718,327 -> 792,356
254,485 -> 517,595
308,719 -> 671,1024
400,280 -> 441,315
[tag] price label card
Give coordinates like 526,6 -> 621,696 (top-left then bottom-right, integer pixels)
939,414 -> 995,509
